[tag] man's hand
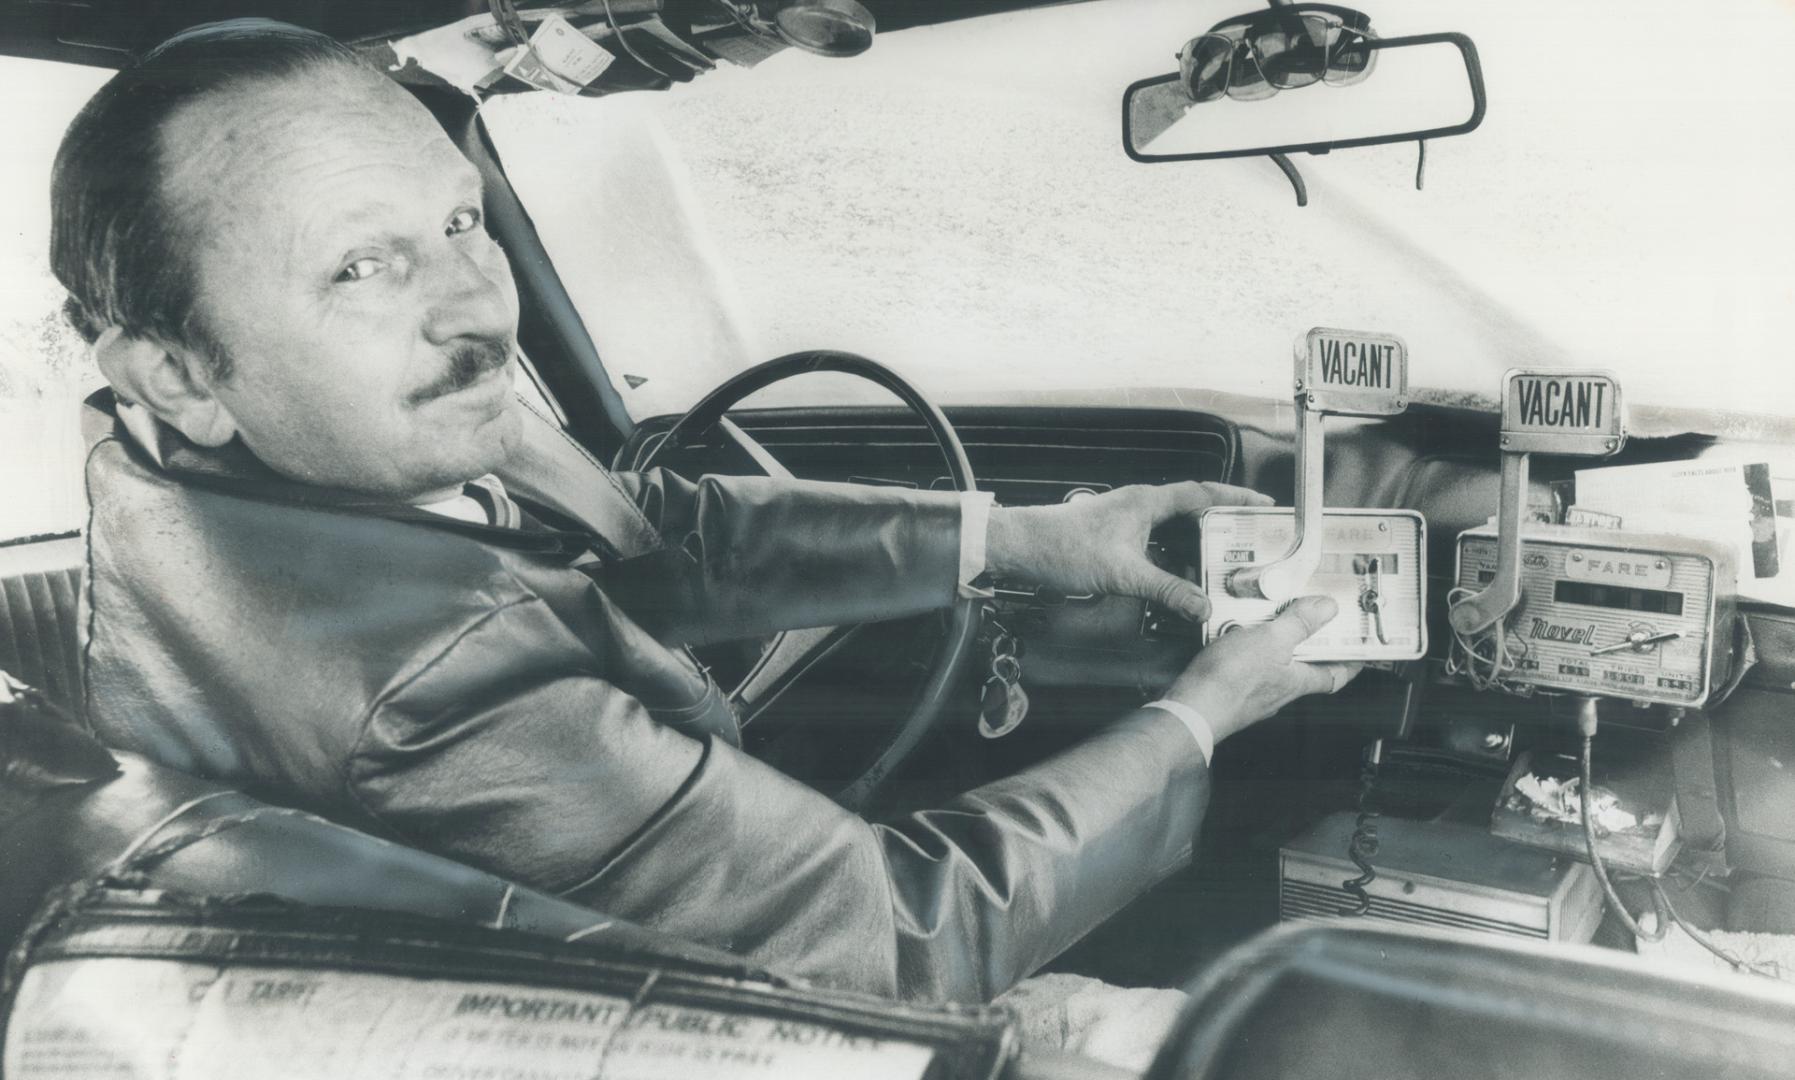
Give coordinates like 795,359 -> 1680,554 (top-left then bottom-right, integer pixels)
1165,595 -> 1361,744
984,481 -> 1271,621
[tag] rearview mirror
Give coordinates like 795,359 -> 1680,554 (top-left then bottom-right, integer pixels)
1123,32 -> 1484,163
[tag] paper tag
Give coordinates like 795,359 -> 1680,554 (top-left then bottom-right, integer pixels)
5,958 -> 937,1080
504,13 -> 614,94
1576,457 -> 1789,597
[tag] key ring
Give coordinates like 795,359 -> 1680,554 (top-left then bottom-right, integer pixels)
978,621 -> 1029,739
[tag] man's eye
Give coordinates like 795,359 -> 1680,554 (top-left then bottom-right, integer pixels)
447,208 -> 482,236
335,257 -> 383,284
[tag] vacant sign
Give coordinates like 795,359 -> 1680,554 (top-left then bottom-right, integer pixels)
1298,328 -> 1408,415
1501,369 -> 1625,455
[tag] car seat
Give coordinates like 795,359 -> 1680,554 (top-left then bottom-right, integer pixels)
0,676 -> 755,975
0,537 -> 85,724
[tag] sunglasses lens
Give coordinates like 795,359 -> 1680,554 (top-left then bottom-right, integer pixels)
1324,27 -> 1378,85
1180,34 -> 1236,103
1225,40 -> 1276,101
1253,14 -> 1329,90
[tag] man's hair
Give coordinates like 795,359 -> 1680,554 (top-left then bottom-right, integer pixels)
50,20 -> 367,379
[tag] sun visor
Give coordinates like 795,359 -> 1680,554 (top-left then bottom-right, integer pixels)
379,4 -> 879,99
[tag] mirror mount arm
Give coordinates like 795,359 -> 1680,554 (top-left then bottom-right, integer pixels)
1270,152 -> 1308,207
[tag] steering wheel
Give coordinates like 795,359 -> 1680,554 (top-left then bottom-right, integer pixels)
634,350 -> 982,811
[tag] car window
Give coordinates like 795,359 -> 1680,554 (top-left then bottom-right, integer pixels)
0,57 -> 110,544
483,0 -> 1795,430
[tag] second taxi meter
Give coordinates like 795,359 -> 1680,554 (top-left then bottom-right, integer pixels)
1199,328 -> 1427,661
1449,370 -> 1737,707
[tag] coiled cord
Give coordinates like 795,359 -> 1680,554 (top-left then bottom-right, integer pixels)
1340,743 -> 1382,916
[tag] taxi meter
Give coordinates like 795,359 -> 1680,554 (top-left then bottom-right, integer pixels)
1449,370 -> 1737,707
1455,526 -> 1735,707
1199,328 -> 1427,661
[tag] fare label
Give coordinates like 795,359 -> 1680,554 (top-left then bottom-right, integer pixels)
1297,328 -> 1408,415
1500,369 -> 1626,455
1561,548 -> 1673,590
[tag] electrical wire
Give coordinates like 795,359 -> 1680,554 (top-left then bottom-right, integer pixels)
1576,705 -> 1784,979
1647,878 -> 1780,979
1446,585 -> 1528,692
1579,735 -> 1667,942
1339,742 -> 1381,915
704,0 -> 764,35
601,0 -> 679,80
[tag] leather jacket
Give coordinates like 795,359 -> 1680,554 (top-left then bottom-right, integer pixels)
81,391 -> 1211,1003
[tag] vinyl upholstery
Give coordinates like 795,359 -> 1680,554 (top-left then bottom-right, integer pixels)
0,536 -> 86,722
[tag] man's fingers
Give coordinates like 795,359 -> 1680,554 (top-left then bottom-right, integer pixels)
1154,480 -> 1274,521
1265,595 -> 1339,650
1143,567 -> 1212,622
1329,662 -> 1365,692
1205,482 -> 1277,508
1298,660 -> 1364,695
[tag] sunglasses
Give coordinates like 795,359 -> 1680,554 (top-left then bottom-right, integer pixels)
1177,4 -> 1377,104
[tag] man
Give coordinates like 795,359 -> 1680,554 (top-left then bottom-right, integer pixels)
56,21 -> 1357,1006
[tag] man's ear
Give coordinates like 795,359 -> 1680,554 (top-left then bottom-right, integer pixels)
92,327 -> 238,448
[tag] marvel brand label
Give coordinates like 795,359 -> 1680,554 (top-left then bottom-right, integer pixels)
1527,618 -> 1597,645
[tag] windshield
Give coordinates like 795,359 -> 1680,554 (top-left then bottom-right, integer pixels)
484,0 -> 1795,431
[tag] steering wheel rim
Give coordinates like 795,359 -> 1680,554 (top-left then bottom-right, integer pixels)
635,350 -> 981,812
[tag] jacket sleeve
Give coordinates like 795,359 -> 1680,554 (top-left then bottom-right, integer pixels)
347,592 -> 1210,1004
600,469 -> 965,644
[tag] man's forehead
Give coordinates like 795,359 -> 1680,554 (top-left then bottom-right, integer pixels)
158,68 -> 476,215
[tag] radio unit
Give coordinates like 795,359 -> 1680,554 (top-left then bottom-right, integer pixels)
1453,525 -> 1735,707
1202,507 -> 1427,660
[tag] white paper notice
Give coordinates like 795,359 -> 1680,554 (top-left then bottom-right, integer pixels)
503,14 -> 615,94
388,13 -> 517,95
1574,458 -> 1794,605
5,958 -> 937,1080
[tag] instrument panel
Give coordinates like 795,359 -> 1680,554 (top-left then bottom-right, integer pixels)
1454,525 -> 1735,707
1200,507 -> 1427,661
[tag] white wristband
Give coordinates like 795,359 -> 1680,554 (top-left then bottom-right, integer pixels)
956,490 -> 996,600
1141,699 -> 1215,766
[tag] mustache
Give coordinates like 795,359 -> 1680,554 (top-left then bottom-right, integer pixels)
409,338 -> 514,405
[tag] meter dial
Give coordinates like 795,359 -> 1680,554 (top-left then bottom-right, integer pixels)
1589,622 -> 1683,657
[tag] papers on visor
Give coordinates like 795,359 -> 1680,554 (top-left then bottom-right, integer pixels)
502,14 -> 616,94
1571,458 -> 1795,606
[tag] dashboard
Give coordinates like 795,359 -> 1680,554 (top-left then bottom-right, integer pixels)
621,398 -> 1795,896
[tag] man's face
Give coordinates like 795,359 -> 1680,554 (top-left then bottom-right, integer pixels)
160,69 -> 523,501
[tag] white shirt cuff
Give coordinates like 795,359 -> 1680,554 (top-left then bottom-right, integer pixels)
957,490 -> 996,600
1140,699 -> 1215,766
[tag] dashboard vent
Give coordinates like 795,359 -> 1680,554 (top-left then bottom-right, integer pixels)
626,406 -> 1241,491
